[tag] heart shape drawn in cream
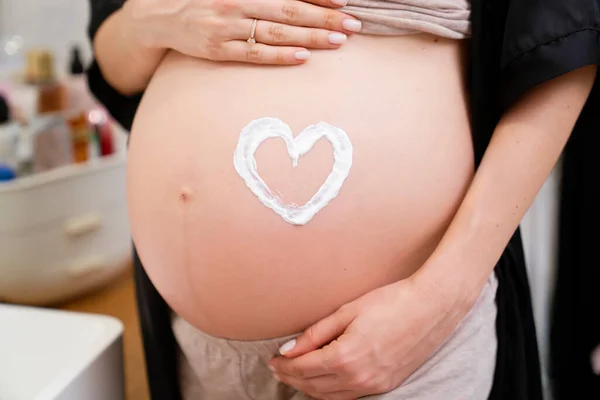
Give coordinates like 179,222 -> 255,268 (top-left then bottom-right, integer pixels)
233,117 -> 353,225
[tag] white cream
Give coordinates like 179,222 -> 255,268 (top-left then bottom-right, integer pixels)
233,117 -> 353,225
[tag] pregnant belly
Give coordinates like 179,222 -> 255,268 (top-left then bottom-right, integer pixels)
127,33 -> 474,340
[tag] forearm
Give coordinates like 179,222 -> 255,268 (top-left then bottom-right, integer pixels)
93,6 -> 166,95
415,65 -> 597,306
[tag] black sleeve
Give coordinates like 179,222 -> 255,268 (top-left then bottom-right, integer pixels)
86,0 -> 142,131
88,0 -> 125,40
469,0 -> 600,163
500,0 -> 600,109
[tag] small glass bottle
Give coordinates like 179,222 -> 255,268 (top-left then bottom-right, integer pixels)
66,111 -> 90,164
65,45 -> 97,113
25,49 -> 66,114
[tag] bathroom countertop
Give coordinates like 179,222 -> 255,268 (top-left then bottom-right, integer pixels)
56,264 -> 149,400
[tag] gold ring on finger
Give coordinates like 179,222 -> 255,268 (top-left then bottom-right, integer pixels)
247,19 -> 258,44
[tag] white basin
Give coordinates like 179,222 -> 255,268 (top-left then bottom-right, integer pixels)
0,304 -> 124,400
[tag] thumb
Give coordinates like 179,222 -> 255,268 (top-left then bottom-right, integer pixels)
278,307 -> 354,358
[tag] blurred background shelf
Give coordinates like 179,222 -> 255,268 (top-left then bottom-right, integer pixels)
0,125 -> 131,306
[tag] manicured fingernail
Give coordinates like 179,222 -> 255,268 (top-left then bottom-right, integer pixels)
331,0 -> 348,6
273,373 -> 280,381
268,365 -> 276,372
328,32 -> 347,45
279,339 -> 296,355
343,19 -> 362,32
294,50 -> 311,60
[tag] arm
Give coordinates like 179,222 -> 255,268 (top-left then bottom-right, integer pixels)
266,64 -> 597,400
86,0 -> 147,129
416,65 -> 598,307
91,0 -> 362,96
87,0 -> 360,128
93,5 -> 166,95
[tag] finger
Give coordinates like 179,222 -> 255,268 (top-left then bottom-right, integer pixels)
241,0 -> 362,33
302,0 -> 349,8
270,350 -> 330,379
219,41 -> 310,65
277,372 -> 358,400
234,19 -> 347,49
592,345 -> 600,375
276,371 -> 346,394
270,337 -> 348,379
278,306 -> 354,357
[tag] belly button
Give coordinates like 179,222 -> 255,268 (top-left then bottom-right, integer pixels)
179,187 -> 194,203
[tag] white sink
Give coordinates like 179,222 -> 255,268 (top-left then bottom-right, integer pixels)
0,304 -> 124,400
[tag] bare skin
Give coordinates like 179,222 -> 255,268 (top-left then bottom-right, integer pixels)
93,0 -> 360,94
127,33 -> 474,339
94,0 -> 597,397
268,65 -> 597,399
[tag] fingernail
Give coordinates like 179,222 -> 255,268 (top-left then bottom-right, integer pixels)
279,339 -> 296,355
328,32 -> 347,45
331,0 -> 348,6
294,50 -> 311,60
343,19 -> 362,32
268,365 -> 276,372
273,373 -> 280,381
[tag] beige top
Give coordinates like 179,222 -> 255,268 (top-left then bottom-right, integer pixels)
343,0 -> 471,39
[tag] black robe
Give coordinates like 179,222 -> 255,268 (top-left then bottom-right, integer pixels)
551,44 -> 600,400
86,0 -> 600,398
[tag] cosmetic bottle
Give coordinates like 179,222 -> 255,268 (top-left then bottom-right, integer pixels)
24,49 -> 73,172
0,164 -> 16,182
0,94 -> 20,172
25,49 -> 66,114
65,45 -> 96,114
98,122 -> 114,157
66,111 -> 90,164
31,114 -> 72,173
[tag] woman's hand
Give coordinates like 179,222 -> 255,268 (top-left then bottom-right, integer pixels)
125,0 -> 361,65
268,276 -> 470,400
267,65 -> 598,400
